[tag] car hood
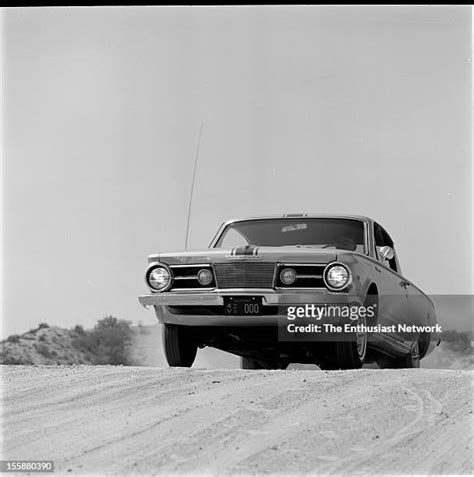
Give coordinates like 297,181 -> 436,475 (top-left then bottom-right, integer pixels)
148,246 -> 338,266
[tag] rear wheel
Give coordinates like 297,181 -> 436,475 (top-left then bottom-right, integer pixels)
377,341 -> 421,369
393,341 -> 421,368
163,324 -> 197,367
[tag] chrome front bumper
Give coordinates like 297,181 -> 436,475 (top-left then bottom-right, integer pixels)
138,288 -> 363,307
138,289 -> 363,326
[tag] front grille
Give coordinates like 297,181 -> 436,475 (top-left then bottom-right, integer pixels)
214,262 -> 275,288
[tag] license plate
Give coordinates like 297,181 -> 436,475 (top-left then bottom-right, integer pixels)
224,296 -> 262,316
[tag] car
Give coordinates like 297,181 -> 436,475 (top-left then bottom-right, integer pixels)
138,214 -> 440,370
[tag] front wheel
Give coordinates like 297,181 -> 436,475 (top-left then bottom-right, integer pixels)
321,316 -> 368,370
163,324 -> 197,367
334,331 -> 367,369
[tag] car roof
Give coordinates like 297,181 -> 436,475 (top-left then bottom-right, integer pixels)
222,214 -> 375,226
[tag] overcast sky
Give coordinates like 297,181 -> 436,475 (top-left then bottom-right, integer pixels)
2,6 -> 472,338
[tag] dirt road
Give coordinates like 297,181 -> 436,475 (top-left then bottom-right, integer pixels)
1,366 -> 472,475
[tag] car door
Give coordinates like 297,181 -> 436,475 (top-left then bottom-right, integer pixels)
372,223 -> 412,340
381,228 -> 432,331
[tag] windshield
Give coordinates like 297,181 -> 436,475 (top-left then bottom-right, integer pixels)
214,218 -> 366,253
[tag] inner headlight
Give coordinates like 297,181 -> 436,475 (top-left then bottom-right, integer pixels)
324,263 -> 351,290
280,267 -> 296,285
197,268 -> 213,286
147,265 -> 172,291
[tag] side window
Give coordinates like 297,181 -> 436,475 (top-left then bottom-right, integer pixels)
374,224 -> 385,249
374,224 -> 398,273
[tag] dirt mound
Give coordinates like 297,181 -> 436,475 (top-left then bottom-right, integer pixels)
1,366 -> 472,475
0,326 -> 93,365
1,318 -> 135,366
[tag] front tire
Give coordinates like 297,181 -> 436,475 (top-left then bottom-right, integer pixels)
320,315 -> 368,370
163,324 -> 197,367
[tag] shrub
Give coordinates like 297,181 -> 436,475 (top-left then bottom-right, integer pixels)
1,355 -> 31,365
441,330 -> 472,356
73,316 -> 133,365
36,342 -> 53,358
38,323 -> 50,329
73,324 -> 86,335
7,335 -> 20,344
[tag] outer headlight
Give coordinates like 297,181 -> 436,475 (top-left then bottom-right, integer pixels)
197,268 -> 213,286
324,263 -> 351,291
280,267 -> 296,285
146,265 -> 172,291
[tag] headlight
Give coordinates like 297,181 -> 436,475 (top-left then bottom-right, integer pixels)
146,265 -> 172,291
280,267 -> 296,285
324,263 -> 351,291
197,268 -> 213,286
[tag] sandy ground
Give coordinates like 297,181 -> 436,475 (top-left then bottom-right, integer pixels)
1,366 -> 472,475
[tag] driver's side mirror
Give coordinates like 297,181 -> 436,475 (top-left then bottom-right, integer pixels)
378,245 -> 395,261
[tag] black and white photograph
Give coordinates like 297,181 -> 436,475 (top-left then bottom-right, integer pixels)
1,5 -> 472,476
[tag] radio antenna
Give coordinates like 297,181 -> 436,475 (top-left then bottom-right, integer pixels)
185,123 -> 203,249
